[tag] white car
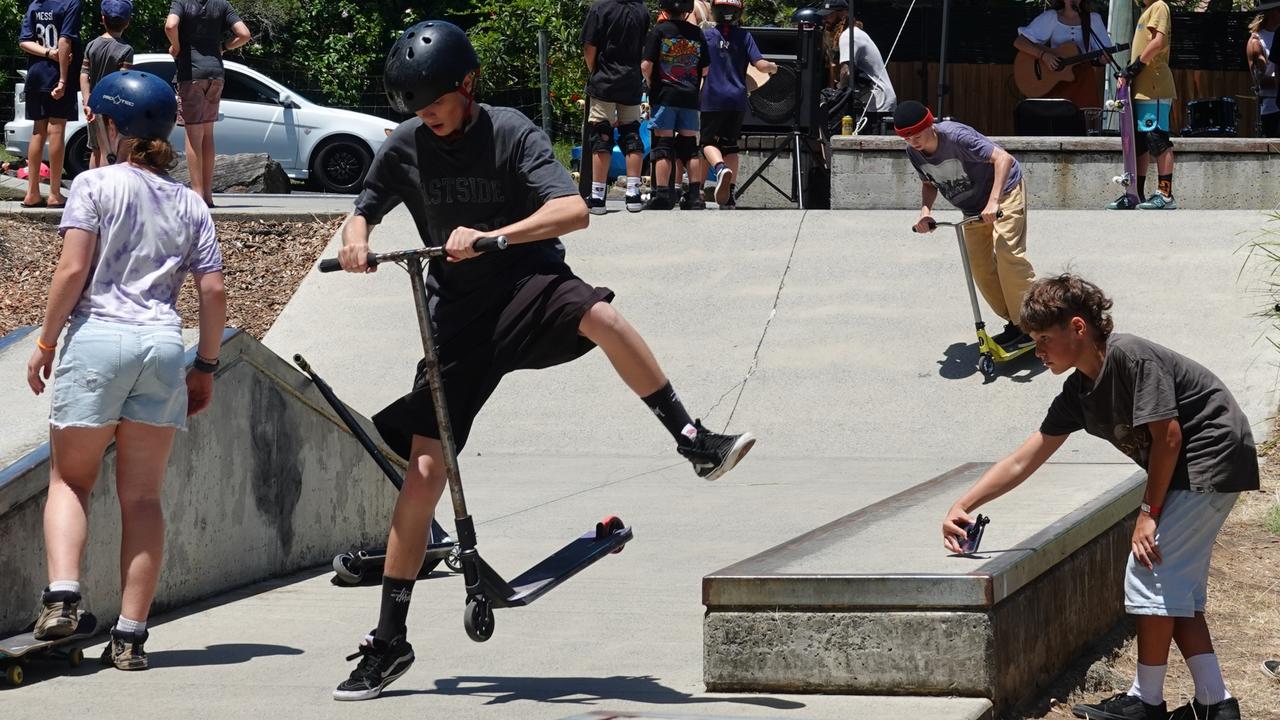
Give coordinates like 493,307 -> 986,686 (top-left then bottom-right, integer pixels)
4,53 -> 397,193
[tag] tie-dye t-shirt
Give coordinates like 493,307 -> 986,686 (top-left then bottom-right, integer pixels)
58,163 -> 221,327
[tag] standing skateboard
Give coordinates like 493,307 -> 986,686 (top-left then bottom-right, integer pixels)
0,612 -> 99,686
1105,79 -> 1140,209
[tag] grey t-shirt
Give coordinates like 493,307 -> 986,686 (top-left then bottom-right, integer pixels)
1040,333 -> 1259,493
169,0 -> 240,81
905,121 -> 1023,217
82,35 -> 133,90
353,105 -> 579,338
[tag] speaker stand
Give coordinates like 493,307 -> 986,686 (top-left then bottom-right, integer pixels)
734,129 -> 807,209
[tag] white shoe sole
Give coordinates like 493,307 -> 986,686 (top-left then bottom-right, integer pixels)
714,169 -> 734,206
702,433 -> 756,482
625,202 -> 644,213
332,655 -> 414,701
589,206 -> 608,216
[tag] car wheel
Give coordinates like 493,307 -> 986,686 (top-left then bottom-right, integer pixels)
64,130 -> 90,178
311,138 -> 372,194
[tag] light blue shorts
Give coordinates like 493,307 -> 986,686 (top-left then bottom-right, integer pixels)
1134,99 -> 1172,133
49,319 -> 188,430
650,105 -> 700,133
1124,489 -> 1238,618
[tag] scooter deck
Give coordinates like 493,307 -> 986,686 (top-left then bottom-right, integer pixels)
499,526 -> 634,607
0,612 -> 99,658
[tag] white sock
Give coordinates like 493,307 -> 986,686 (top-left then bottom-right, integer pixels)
115,616 -> 146,634
626,176 -> 641,194
1186,652 -> 1231,705
591,182 -> 606,200
1128,663 -> 1167,705
49,580 -> 80,594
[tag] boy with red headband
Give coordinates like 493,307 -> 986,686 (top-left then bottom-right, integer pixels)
895,100 -> 1037,349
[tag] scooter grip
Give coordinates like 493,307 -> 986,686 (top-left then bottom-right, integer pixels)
475,236 -> 509,253
911,219 -> 938,233
319,258 -> 343,273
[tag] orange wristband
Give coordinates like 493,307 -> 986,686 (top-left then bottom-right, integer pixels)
36,338 -> 57,352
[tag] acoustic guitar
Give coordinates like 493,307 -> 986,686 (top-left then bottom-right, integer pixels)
1014,42 -> 1128,98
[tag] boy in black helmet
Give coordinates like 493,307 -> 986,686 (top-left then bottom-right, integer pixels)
331,20 -> 756,701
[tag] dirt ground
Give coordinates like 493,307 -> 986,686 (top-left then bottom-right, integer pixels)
0,214 -> 342,339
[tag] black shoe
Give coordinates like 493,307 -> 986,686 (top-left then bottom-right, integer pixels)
678,186 -> 692,210
990,322 -> 1020,345
1001,332 -> 1033,350
624,192 -> 643,213
1168,698 -> 1241,720
1072,692 -> 1167,720
683,191 -> 706,210
587,196 -> 607,215
1107,193 -> 1140,210
676,420 -> 756,481
644,190 -> 674,211
333,631 -> 415,701
100,627 -> 149,670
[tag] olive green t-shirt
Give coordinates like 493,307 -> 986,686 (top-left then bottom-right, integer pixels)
1132,0 -> 1176,101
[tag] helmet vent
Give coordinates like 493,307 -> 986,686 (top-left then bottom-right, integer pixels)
423,36 -> 432,44
407,47 -> 415,59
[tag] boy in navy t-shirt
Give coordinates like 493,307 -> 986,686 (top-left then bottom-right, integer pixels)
642,0 -> 710,210
17,0 -> 82,208
700,0 -> 775,208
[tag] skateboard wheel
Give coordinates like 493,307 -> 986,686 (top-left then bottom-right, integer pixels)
5,663 -> 22,686
68,648 -> 83,667
978,354 -> 996,378
444,545 -> 463,573
595,515 -> 626,554
464,597 -> 495,643
332,554 -> 364,585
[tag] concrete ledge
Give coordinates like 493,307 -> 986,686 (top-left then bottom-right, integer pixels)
703,463 -> 1144,714
0,330 -> 397,636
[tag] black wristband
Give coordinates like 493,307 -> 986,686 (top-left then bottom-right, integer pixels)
193,355 -> 219,374
1123,59 -> 1146,80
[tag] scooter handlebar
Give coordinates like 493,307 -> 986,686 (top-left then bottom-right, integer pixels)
318,235 -> 510,273
911,211 -> 1003,233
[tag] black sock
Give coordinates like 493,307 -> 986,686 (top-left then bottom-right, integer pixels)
642,381 -> 696,443
714,161 -> 727,175
375,576 -> 415,642
1157,174 -> 1172,198
1137,175 -> 1147,201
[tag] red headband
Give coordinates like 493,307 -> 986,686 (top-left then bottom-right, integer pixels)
894,108 -> 935,138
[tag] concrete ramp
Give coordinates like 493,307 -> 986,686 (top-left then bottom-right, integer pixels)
0,330 -> 397,635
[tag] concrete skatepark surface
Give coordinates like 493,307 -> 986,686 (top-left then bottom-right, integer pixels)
2,206 -> 1276,719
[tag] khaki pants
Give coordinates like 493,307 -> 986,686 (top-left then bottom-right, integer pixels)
960,181 -> 1035,326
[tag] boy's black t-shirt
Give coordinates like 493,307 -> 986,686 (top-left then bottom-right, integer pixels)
580,0 -> 649,106
1039,333 -> 1259,493
83,35 -> 133,90
353,105 -> 579,338
643,19 -> 709,109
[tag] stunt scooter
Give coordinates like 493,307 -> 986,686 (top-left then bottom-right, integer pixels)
318,237 -> 633,642
292,354 -> 460,585
915,212 -> 1036,378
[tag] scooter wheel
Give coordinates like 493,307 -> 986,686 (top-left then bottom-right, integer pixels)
977,354 -> 996,378
464,597 -> 495,642
5,663 -> 22,686
332,553 -> 364,585
444,545 -> 463,573
68,648 -> 84,667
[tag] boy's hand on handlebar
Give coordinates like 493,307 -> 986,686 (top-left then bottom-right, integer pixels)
913,216 -> 936,234
981,201 -> 1001,225
942,503 -> 974,554
446,226 -> 487,263
338,242 -> 373,273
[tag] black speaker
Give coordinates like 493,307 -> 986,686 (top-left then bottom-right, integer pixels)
742,26 -> 825,135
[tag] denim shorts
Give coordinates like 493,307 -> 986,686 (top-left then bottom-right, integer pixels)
49,319 -> 188,430
1134,99 -> 1172,133
1124,489 -> 1238,618
650,105 -> 700,133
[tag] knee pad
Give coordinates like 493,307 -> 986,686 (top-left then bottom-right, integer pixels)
1134,129 -> 1149,157
588,121 -> 614,154
650,135 -> 675,162
717,142 -> 740,156
617,121 -> 644,154
1147,128 -> 1173,157
674,134 -> 698,163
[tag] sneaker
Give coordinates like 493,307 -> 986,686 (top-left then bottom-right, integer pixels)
1072,692 -> 1167,720
587,195 -> 607,215
678,185 -> 692,210
683,190 -> 706,210
1137,193 -> 1176,210
33,589 -> 80,640
677,420 -> 756,481
714,169 -> 735,206
1264,658 -> 1280,679
100,627 -> 149,670
333,631 -> 415,701
624,192 -> 644,213
990,322 -> 1020,346
1107,193 -> 1141,210
1167,698 -> 1242,720
644,190 -> 674,211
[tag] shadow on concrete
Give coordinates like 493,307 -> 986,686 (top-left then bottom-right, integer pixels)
395,675 -> 807,710
0,654 -> 110,691
936,342 -> 1048,384
146,643 -> 304,669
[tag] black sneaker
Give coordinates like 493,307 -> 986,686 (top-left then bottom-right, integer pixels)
644,190 -> 674,211
587,196 -> 607,215
624,192 -> 644,213
1107,193 -> 1140,210
1072,692 -> 1167,720
991,322 -> 1020,345
683,188 -> 706,210
333,631 -> 415,701
1168,698 -> 1241,720
100,627 -> 149,670
34,589 -> 80,640
677,420 -> 756,481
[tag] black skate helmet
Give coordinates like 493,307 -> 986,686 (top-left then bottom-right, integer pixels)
384,20 -> 480,115
658,0 -> 696,15
712,0 -> 743,25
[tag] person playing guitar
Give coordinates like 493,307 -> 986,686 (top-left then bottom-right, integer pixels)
1013,0 -> 1114,109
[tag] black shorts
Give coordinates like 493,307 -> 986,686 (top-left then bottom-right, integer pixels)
700,111 -> 745,150
373,272 -> 614,459
26,90 -> 77,121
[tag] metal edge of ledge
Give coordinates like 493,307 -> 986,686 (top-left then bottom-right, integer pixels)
829,136 -> 1280,154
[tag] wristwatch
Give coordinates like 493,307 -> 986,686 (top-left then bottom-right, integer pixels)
1140,502 -> 1161,519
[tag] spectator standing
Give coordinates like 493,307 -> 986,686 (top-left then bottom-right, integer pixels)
581,0 -> 650,214
17,0 -> 82,208
642,0 -> 710,210
80,0 -> 134,169
165,0 -> 252,207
